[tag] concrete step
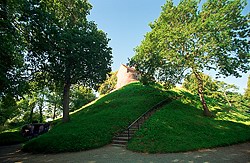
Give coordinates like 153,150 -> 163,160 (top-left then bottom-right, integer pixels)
111,98 -> 172,148
112,140 -> 128,144
124,130 -> 137,134
112,143 -> 126,147
119,133 -> 128,136
119,133 -> 133,138
130,126 -> 140,130
114,136 -> 130,140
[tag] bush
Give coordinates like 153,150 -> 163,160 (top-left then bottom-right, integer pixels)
0,131 -> 28,146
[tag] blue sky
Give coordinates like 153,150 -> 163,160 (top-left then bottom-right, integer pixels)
88,0 -> 250,93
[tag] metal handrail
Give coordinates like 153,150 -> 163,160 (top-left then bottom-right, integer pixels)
126,97 -> 173,139
112,95 -> 180,146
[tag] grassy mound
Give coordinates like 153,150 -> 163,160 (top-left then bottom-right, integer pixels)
22,83 -> 173,153
127,89 -> 250,153
0,130 -> 28,146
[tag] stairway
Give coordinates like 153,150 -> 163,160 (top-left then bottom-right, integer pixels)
112,98 -> 173,147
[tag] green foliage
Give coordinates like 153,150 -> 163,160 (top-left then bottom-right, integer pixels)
70,85 -> 96,112
130,0 -> 250,116
98,72 -> 117,95
20,0 -> 112,87
245,75 -> 250,100
183,73 -> 241,107
21,83 -> 250,153
0,94 -> 19,125
183,73 -> 218,96
0,130 -> 28,146
1,0 -> 112,124
127,89 -> 250,153
46,88 -> 63,120
215,80 -> 240,106
0,0 -> 26,97
22,83 -> 172,153
17,0 -> 113,122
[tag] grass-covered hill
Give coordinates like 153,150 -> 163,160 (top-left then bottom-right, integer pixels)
22,82 -> 175,153
127,88 -> 250,153
21,83 -> 250,153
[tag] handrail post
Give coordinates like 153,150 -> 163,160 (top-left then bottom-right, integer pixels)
124,98 -> 174,142
128,128 -> 130,140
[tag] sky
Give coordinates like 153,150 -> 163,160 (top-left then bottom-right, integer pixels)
88,0 -> 250,94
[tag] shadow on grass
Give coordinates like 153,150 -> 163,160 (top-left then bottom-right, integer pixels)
0,131 -> 28,146
21,82 -> 177,153
127,96 -> 250,153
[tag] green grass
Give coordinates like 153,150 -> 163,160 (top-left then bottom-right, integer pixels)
21,84 -> 250,153
22,83 -> 174,153
127,89 -> 250,153
0,129 -> 28,146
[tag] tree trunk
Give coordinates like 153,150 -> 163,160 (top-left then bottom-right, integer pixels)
62,80 -> 70,122
39,105 -> 43,123
223,91 -> 232,107
193,71 -> 212,117
29,103 -> 35,123
39,94 -> 44,123
53,102 -> 57,120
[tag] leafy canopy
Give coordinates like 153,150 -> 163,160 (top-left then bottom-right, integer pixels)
0,0 -> 27,97
130,0 -> 249,116
130,0 -> 249,82
21,0 -> 112,88
98,72 -> 117,95
18,0 -> 113,122
245,75 -> 250,100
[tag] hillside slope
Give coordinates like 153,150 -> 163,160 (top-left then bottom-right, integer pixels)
22,83 -> 174,153
127,89 -> 250,153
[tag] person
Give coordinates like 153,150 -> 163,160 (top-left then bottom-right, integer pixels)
29,124 -> 34,136
39,124 -> 44,134
21,122 -> 51,138
44,123 -> 50,132
21,125 -> 29,137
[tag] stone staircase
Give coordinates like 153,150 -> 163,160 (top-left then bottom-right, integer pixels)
112,98 -> 173,147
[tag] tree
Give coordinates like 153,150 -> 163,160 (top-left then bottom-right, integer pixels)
70,85 -> 96,112
46,91 -> 61,120
244,75 -> 250,100
0,0 -> 26,97
183,73 -> 218,97
130,0 -> 250,116
98,72 -> 117,95
183,73 -> 241,107
20,0 -> 112,122
215,81 -> 239,107
0,94 -> 18,125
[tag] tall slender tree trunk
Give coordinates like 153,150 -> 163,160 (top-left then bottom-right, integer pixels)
223,91 -> 232,107
29,103 -> 35,123
193,71 -> 212,117
39,94 -> 45,123
53,102 -> 57,120
62,80 -> 70,122
39,105 -> 43,123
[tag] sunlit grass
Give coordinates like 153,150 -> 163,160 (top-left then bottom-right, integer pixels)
19,84 -> 250,153
22,83 -> 173,153
127,89 -> 250,153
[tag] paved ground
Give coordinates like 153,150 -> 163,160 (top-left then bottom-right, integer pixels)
0,142 -> 249,163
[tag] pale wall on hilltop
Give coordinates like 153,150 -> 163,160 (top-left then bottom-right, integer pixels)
116,64 -> 140,89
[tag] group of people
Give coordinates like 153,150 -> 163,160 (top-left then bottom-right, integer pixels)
21,122 -> 50,138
